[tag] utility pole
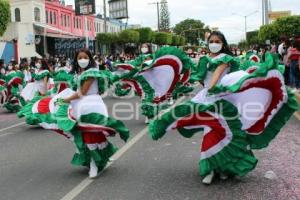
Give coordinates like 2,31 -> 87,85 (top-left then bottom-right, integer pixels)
103,0 -> 107,33
149,1 -> 168,32
262,0 -> 270,25
232,11 -> 258,40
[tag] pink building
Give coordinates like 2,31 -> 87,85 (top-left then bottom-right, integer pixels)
45,0 -> 95,39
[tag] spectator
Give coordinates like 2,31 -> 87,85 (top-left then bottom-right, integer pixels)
287,39 -> 300,91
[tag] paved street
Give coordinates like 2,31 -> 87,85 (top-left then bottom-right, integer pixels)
0,93 -> 299,200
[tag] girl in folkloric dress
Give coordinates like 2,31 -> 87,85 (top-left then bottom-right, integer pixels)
20,59 -> 51,102
0,65 -> 7,107
53,49 -> 129,178
3,63 -> 25,112
149,31 -> 298,184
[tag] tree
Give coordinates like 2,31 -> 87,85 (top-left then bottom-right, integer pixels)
274,15 -> 300,38
173,19 -> 207,45
119,30 -> 140,44
135,27 -> 153,44
0,0 -> 10,37
96,33 -> 120,45
159,0 -> 170,32
246,31 -> 260,45
258,23 -> 278,42
257,15 -> 300,43
172,35 -> 180,46
153,32 -> 172,46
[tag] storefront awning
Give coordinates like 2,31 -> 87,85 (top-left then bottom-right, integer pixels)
33,23 -> 78,39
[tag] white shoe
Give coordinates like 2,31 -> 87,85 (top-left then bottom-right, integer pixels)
202,171 -> 215,185
89,159 -> 98,178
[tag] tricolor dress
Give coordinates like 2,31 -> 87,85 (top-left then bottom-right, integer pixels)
18,68 -> 129,170
0,72 -> 7,106
149,53 -> 298,177
112,54 -> 152,97
20,69 -> 51,102
115,47 -> 194,119
53,68 -> 129,169
18,68 -> 72,128
3,70 -> 25,112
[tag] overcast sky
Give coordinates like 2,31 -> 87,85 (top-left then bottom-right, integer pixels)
66,0 -> 300,43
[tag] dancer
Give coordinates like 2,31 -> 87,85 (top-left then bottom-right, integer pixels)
149,31 -> 298,184
3,63 -> 25,112
20,59 -> 51,102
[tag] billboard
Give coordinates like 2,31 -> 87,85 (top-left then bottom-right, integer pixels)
75,0 -> 95,16
108,0 -> 128,19
268,11 -> 291,21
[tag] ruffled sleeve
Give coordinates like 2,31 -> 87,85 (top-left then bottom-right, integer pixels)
78,68 -> 112,95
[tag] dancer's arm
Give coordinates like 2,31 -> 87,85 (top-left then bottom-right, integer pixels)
208,64 -> 228,89
40,76 -> 48,96
64,78 -> 94,103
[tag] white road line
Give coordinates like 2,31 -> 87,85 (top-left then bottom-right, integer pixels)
60,96 -> 186,200
0,122 -> 26,136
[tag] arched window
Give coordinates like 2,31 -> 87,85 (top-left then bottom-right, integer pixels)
15,8 -> 21,22
34,7 -> 41,22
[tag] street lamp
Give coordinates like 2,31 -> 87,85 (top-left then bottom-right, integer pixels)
232,10 -> 259,40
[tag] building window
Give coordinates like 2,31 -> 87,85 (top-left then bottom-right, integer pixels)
64,15 -> 67,26
67,16 -> 71,27
15,8 -> 21,22
46,10 -> 48,23
50,11 -> 53,24
34,7 -> 41,22
53,12 -> 56,25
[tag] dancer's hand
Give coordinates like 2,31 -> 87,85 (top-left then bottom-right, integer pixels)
55,98 -> 65,106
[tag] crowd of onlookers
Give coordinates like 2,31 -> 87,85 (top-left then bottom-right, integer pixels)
276,35 -> 300,91
1,39 -> 299,92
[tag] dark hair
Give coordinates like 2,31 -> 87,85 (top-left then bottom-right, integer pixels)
141,43 -> 152,54
207,31 -> 233,56
292,39 -> 300,51
72,48 -> 96,74
41,59 -> 50,71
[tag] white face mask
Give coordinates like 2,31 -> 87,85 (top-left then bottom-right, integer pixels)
78,59 -> 89,69
1,68 -> 5,74
36,63 -> 41,69
141,47 -> 149,54
8,65 -> 13,70
209,43 -> 223,54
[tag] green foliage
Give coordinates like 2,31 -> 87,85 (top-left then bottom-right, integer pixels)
172,35 -> 180,46
274,15 -> 300,37
119,29 -> 140,44
0,0 -> 10,36
258,23 -> 278,42
134,27 -> 153,43
159,0 -> 170,32
173,19 -> 208,45
246,30 -> 261,45
258,15 -> 300,43
153,32 -> 172,45
96,33 -> 120,44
